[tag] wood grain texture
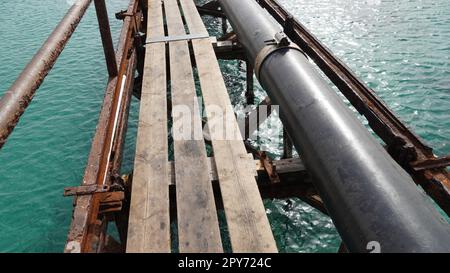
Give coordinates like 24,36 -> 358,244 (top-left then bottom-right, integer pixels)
165,0 -> 222,253
181,0 -> 277,253
127,0 -> 170,253
192,38 -> 278,253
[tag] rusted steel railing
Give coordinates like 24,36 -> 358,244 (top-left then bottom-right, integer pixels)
65,0 -> 141,253
0,0 -> 92,149
0,0 -> 139,252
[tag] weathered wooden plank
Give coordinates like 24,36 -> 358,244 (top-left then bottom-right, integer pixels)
181,0 -> 278,251
165,0 -> 223,253
193,38 -> 278,253
168,154 -> 258,185
181,0 -> 277,253
126,0 -> 171,253
179,0 -> 209,36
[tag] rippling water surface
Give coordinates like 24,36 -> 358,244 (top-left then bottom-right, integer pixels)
0,0 -> 449,252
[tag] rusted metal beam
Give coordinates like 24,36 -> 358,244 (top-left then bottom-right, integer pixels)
197,6 -> 226,18
0,0 -> 92,149
84,1 -> 140,253
259,151 -> 281,184
338,243 -> 348,253
411,156 -> 450,172
111,52 -> 137,174
196,1 -> 226,18
94,0 -> 118,77
282,128 -> 293,159
64,184 -> 110,197
65,0 -> 140,253
107,50 -> 137,249
246,60 -> 255,104
65,77 -> 116,254
213,40 -> 246,60
256,0 -> 450,217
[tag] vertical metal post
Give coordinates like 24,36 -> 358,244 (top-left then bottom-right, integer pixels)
65,0 -> 140,253
338,242 -> 348,253
282,129 -> 293,159
246,60 -> 255,105
222,17 -> 228,34
94,0 -> 118,77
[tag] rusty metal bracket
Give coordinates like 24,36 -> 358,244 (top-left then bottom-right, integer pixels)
146,33 -> 212,44
213,34 -> 246,60
65,0 -> 140,254
115,10 -> 135,20
64,184 -> 110,197
196,1 -> 226,18
64,183 -> 125,215
64,172 -> 126,197
412,156 -> 450,171
99,191 -> 125,214
254,34 -> 306,80
259,151 -> 281,184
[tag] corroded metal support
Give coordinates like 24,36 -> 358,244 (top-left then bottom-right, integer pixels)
65,0 -> 141,253
246,60 -> 255,105
411,155 -> 450,172
222,18 -> 228,35
94,0 -> 118,77
0,0 -> 92,149
282,129 -> 293,159
196,1 -> 226,18
213,39 -> 246,60
259,151 -> 281,184
338,243 -> 348,253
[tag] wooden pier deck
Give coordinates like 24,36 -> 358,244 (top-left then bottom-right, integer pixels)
126,0 -> 277,253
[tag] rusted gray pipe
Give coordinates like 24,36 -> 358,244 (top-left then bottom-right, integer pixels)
0,0 -> 92,149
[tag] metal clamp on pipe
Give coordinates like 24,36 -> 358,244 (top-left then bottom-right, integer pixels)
254,31 -> 306,80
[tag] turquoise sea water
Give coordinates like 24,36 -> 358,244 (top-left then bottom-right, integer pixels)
0,0 -> 449,253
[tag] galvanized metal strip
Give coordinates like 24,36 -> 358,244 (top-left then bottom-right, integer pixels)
145,33 -> 210,44
65,0 -> 140,253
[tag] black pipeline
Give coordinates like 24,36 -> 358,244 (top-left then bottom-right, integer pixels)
219,0 -> 450,252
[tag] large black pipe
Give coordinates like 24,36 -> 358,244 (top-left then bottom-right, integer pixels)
219,0 -> 450,252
